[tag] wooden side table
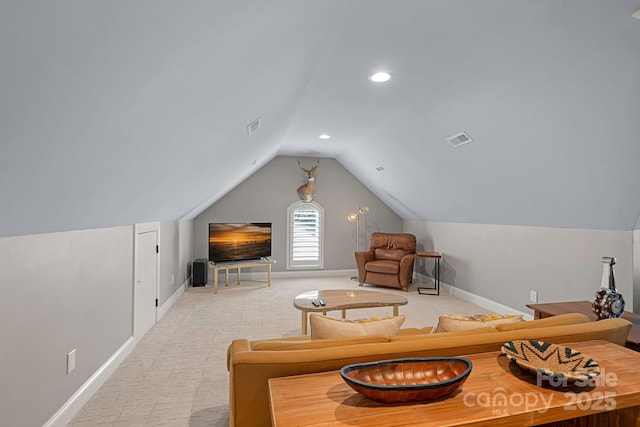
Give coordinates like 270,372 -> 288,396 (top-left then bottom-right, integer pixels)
416,251 -> 441,295
526,300 -> 640,351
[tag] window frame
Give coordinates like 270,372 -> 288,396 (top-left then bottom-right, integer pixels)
286,200 -> 324,270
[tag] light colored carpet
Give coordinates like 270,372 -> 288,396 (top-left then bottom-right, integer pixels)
68,275 -> 491,426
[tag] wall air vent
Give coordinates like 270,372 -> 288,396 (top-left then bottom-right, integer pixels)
247,117 -> 261,135
447,132 -> 472,147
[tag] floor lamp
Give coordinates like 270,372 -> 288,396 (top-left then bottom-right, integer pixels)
348,203 -> 369,281
347,203 -> 369,252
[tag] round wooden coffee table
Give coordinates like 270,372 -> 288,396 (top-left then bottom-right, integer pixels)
293,289 -> 408,335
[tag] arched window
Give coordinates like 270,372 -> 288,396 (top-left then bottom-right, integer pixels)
287,200 -> 324,269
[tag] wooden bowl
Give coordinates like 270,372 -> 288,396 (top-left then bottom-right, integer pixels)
340,357 -> 472,403
501,340 -> 600,383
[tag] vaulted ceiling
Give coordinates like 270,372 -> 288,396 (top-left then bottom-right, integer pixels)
2,0 -> 640,237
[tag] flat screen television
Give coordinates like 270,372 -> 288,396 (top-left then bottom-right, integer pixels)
208,222 -> 272,263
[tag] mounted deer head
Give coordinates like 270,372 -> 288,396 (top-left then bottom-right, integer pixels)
297,159 -> 319,202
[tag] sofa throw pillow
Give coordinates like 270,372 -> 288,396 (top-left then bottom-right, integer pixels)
310,314 -> 406,339
432,313 -> 523,333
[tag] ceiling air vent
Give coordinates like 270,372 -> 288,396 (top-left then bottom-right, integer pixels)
447,132 -> 472,147
247,117 -> 261,135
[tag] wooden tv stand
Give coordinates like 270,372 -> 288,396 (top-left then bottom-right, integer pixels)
210,259 -> 272,294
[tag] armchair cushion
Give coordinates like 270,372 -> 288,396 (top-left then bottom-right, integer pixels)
365,260 -> 400,275
374,248 -> 411,261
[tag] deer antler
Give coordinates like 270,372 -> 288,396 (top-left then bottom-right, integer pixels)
310,158 -> 319,173
298,159 -> 320,175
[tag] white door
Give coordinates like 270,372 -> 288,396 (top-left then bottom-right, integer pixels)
134,230 -> 158,339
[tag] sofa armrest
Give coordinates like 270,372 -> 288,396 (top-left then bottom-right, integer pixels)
354,250 -> 374,282
249,335 -> 310,348
227,339 -> 251,371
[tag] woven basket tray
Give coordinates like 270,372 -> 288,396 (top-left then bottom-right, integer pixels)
501,340 -> 600,383
340,357 -> 472,404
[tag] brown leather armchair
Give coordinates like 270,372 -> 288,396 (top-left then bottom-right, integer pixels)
354,232 -> 417,292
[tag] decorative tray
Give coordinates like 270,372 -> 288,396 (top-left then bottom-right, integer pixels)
340,357 -> 472,404
501,340 -> 600,382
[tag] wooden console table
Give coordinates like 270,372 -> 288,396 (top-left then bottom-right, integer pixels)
268,340 -> 640,426
527,301 -> 640,351
210,260 -> 272,294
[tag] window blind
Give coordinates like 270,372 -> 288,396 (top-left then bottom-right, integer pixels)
291,207 -> 320,262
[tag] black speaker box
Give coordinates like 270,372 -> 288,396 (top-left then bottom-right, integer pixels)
192,259 -> 208,286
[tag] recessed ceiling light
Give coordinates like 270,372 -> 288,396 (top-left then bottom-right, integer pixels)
369,72 -> 391,83
318,134 -> 331,140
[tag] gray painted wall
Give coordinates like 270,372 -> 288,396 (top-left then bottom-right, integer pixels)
0,226 -> 134,427
0,175 -> 632,426
159,221 -> 179,306
0,220 -> 191,426
635,229 -> 640,313
193,156 -> 404,272
179,220 -> 194,285
405,221 -> 634,314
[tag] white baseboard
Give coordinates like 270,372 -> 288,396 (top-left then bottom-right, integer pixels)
413,273 -> 532,320
449,285 -> 532,320
272,269 -> 355,279
158,279 -> 187,320
217,269 -> 355,282
43,337 -> 136,427
177,279 -> 186,299
52,271 -> 527,427
46,280 -> 189,427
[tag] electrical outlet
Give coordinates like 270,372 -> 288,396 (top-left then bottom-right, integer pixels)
529,290 -> 538,303
67,349 -> 76,374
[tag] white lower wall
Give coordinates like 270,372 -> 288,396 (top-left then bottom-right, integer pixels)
43,337 -> 136,427
405,220 -> 634,314
0,226 -> 135,427
3,219 -> 635,426
0,221 -> 192,427
45,277 -> 187,427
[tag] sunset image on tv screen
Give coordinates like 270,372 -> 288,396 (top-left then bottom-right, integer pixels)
208,223 -> 271,262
